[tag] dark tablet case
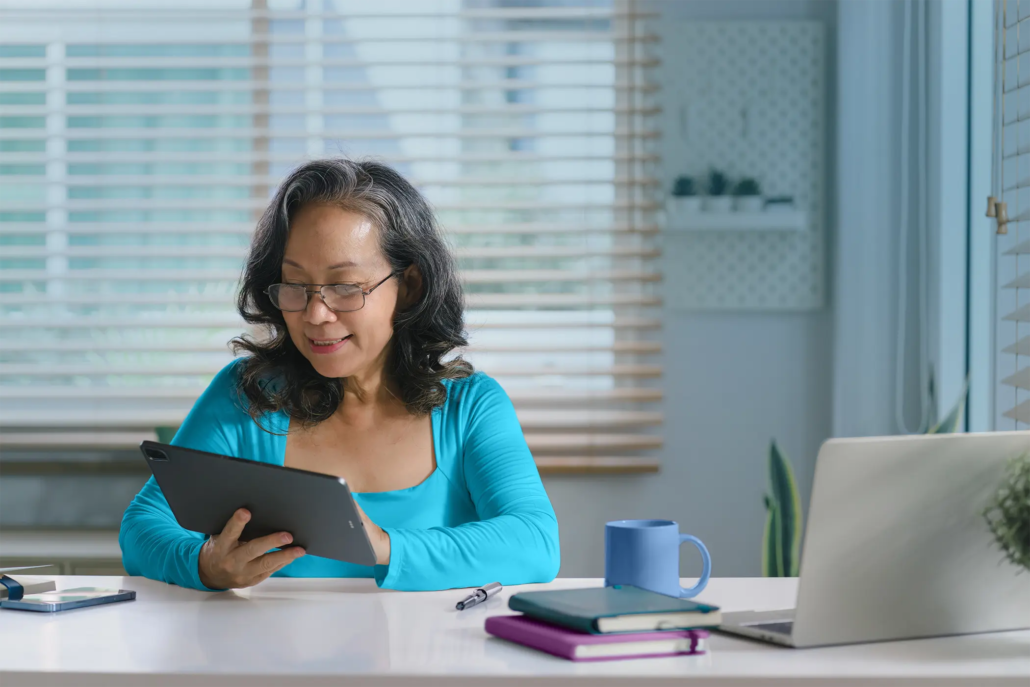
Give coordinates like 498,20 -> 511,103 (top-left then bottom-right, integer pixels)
139,440 -> 377,566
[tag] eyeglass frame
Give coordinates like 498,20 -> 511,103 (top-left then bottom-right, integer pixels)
263,271 -> 402,313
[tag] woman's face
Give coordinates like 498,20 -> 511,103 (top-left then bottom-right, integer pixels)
279,203 -> 404,381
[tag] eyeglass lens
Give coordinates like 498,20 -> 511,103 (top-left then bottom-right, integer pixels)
270,284 -> 364,312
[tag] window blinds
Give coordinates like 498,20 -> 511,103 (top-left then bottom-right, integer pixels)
0,1 -> 662,467
998,0 -> 1030,427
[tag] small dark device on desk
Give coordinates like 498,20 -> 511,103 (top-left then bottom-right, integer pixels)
139,440 -> 377,566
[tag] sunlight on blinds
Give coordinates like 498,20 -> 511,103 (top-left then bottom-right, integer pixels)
0,0 -> 661,465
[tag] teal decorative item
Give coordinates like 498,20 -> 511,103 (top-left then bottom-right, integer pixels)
672,176 -> 697,197
732,178 -> 760,196
707,169 -> 729,196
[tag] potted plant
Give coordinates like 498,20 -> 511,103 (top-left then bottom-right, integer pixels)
668,175 -> 700,214
733,177 -> 763,212
983,452 -> 1030,575
703,169 -> 731,213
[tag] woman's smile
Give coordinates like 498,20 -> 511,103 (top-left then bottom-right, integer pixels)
308,335 -> 352,354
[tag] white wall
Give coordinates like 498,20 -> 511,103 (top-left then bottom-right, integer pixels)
542,0 -> 838,578
544,313 -> 833,578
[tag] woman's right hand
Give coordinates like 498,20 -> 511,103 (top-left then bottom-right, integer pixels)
198,508 -> 306,590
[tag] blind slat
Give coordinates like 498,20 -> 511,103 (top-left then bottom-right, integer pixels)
0,223 -> 661,235
0,341 -> 662,354
3,176 -> 662,188
0,364 -> 663,377
3,104 -> 663,117
0,387 -> 663,403
1003,399 -> 1030,424
0,32 -> 657,45
0,128 -> 659,140
1002,335 -> 1030,356
0,317 -> 663,330
509,411 -> 664,429
0,430 -> 664,455
1,8 -> 654,20
533,457 -> 660,473
0,246 -> 660,260
0,153 -> 660,165
1001,368 -> 1030,391
1,294 -> 662,308
0,79 -> 659,94
4,57 -> 661,69
524,433 -> 664,453
1002,303 -> 1030,322
1004,238 -> 1030,254
3,199 -> 661,211
1003,272 -> 1030,289
0,269 -> 660,283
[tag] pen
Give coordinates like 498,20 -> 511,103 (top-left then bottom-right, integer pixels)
456,582 -> 502,611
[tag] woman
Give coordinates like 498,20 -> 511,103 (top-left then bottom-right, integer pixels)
119,159 -> 561,592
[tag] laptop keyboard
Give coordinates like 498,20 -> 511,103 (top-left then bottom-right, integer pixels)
745,621 -> 794,635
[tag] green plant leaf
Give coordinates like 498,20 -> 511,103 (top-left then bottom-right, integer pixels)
155,426 -> 179,444
762,497 -> 783,577
927,376 -> 969,434
769,441 -> 803,576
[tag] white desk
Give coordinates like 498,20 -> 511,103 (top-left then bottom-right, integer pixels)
0,576 -> 1027,686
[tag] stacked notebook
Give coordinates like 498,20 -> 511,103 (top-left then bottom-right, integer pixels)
485,585 -> 721,662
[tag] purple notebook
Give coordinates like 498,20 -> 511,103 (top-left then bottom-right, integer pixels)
485,614 -> 709,662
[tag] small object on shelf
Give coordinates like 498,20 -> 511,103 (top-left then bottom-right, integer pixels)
732,178 -> 763,212
702,168 -> 732,213
669,175 -> 701,214
764,195 -> 795,212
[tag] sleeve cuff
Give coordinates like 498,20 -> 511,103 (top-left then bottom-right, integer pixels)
373,528 -> 406,589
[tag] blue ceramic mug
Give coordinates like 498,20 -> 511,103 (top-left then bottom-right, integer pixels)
604,519 -> 711,598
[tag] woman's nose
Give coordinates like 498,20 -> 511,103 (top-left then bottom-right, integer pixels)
303,292 -> 338,324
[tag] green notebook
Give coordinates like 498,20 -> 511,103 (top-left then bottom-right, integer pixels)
507,585 -> 722,635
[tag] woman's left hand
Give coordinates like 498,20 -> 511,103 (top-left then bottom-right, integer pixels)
353,500 -> 391,565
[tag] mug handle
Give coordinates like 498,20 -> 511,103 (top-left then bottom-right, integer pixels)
678,534 -> 711,599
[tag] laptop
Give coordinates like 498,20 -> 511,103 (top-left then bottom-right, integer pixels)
719,431 -> 1030,648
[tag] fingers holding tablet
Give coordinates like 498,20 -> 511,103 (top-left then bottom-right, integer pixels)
198,508 -> 306,590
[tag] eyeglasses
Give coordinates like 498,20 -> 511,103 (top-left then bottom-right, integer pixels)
263,271 -> 400,313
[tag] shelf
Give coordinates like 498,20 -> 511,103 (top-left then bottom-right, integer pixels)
665,209 -> 807,233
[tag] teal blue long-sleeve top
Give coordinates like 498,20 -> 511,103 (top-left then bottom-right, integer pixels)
119,359 -> 561,591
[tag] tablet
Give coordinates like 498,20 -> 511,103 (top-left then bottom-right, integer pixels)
139,440 -> 377,566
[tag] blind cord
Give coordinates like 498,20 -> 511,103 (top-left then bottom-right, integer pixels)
895,0 -> 933,435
